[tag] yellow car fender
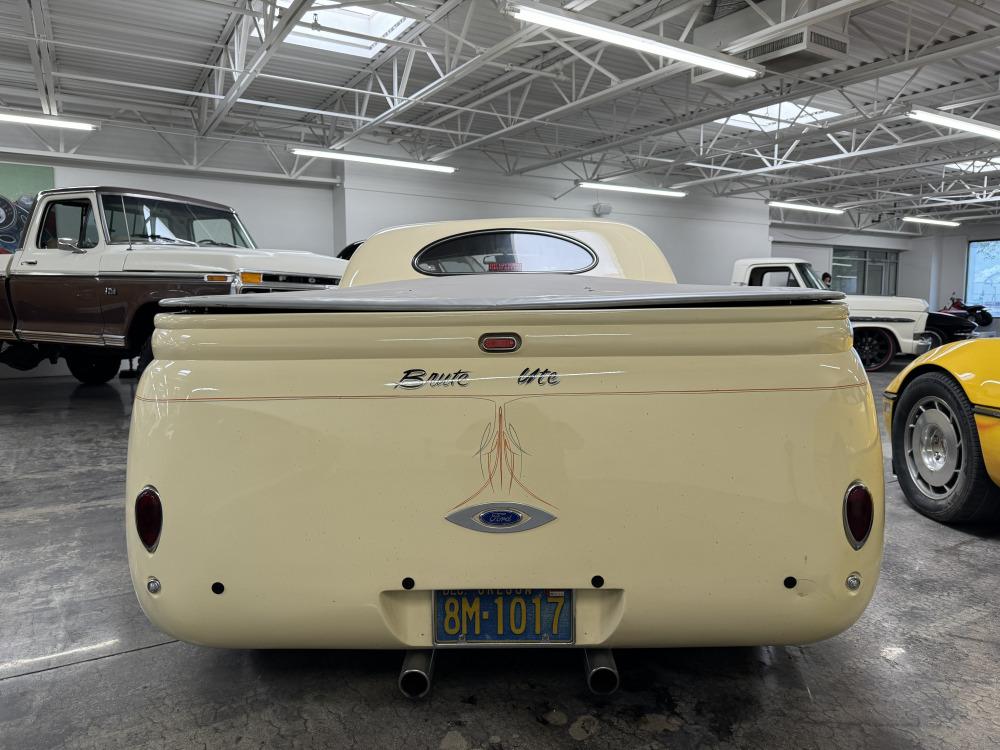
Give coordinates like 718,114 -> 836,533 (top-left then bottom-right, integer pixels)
885,339 -> 1000,485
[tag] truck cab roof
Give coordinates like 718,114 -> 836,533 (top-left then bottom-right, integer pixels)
36,186 -> 234,212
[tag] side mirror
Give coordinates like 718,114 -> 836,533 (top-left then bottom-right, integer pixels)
57,238 -> 86,253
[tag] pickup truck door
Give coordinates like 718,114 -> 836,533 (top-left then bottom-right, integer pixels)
8,192 -> 107,344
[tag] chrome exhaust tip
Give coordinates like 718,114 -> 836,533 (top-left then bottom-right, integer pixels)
398,650 -> 435,699
584,649 -> 619,695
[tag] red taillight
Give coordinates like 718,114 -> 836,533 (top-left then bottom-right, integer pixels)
479,333 -> 521,352
135,486 -> 163,552
843,483 -> 873,550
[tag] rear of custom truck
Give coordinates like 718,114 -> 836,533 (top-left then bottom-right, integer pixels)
125,276 -> 883,651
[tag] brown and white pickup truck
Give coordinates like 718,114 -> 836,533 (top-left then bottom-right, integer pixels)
0,186 -> 346,384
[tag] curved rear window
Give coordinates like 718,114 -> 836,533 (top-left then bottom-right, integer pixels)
414,230 -> 597,275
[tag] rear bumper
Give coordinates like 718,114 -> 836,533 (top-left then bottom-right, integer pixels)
131,567 -> 879,650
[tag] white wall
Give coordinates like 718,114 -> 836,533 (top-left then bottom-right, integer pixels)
771,225 -> 920,297
53,165 -> 338,254
340,161 -> 771,284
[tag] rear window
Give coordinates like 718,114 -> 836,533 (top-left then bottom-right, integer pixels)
413,230 -> 597,275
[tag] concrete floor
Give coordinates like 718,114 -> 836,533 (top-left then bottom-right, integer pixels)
1,367 -> 999,750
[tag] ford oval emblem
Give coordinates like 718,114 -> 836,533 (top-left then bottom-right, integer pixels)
446,502 -> 555,534
477,508 -> 524,528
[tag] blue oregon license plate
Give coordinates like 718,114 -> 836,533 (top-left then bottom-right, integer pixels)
434,589 -> 574,644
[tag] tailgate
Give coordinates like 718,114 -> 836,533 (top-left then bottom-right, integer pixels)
127,303 -> 883,648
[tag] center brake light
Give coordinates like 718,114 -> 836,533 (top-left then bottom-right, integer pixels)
479,333 -> 521,353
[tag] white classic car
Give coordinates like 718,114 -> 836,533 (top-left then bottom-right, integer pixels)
731,257 -> 932,371
127,219 -> 883,696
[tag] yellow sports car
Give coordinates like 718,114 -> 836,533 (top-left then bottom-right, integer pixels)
885,339 -> 1000,522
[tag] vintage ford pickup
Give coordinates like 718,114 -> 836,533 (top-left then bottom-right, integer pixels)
0,187 -> 346,383
127,219 -> 884,696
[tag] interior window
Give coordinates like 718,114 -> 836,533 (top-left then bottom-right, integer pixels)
748,267 -> 799,287
37,199 -> 100,250
414,231 -> 597,275
966,240 -> 1000,313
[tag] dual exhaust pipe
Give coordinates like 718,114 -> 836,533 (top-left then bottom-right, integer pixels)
397,648 -> 619,698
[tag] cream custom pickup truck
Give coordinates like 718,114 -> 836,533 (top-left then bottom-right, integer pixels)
0,187 -> 346,384
732,258 -> 932,371
127,219 -> 884,696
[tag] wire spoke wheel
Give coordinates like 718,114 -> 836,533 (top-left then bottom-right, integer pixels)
904,396 -> 963,502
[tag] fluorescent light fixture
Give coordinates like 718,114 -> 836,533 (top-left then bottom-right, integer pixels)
290,148 -> 456,173
768,200 -> 845,215
901,216 -> 961,227
508,2 -> 761,79
577,181 -> 686,198
0,112 -> 96,131
908,106 -> 1000,141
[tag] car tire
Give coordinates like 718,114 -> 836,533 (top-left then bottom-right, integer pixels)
854,328 -> 897,371
65,349 -> 123,385
924,328 -> 945,349
892,372 -> 1000,523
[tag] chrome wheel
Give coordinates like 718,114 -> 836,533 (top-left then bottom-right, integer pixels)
904,396 -> 963,500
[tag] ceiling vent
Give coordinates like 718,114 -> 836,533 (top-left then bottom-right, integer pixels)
691,0 -> 850,85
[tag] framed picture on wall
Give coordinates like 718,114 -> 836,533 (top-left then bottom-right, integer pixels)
0,163 -> 56,253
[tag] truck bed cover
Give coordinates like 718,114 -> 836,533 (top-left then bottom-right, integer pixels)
161,274 -> 843,312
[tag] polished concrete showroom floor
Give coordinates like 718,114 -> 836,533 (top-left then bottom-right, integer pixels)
1,367 -> 998,750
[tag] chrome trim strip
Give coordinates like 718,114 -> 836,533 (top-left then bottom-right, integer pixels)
14,271 -> 225,280
849,316 -> 916,323
17,329 -> 104,344
973,405 -> 1000,419
883,392 -> 898,401
103,334 -> 127,347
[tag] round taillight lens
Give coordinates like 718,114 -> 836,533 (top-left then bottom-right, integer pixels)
135,486 -> 163,552
843,483 -> 873,550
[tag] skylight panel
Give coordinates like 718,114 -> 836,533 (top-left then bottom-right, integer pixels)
942,157 -> 1000,174
716,102 -> 839,133
268,0 -> 415,59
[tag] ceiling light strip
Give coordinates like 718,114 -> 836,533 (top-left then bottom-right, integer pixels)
0,112 -> 97,131
577,181 -> 686,197
768,200 -> 845,215
901,216 -> 961,227
507,2 -> 762,79
907,106 -> 1000,141
290,148 -> 456,173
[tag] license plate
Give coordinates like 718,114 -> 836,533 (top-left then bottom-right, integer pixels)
434,589 -> 574,644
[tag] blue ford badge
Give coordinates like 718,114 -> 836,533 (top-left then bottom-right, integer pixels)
478,509 -> 524,528
446,502 -> 555,533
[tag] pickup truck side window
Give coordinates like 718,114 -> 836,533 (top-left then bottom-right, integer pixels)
36,199 -> 100,250
748,267 -> 800,288
414,230 -> 597,275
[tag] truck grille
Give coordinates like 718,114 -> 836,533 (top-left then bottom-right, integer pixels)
240,273 -> 340,293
